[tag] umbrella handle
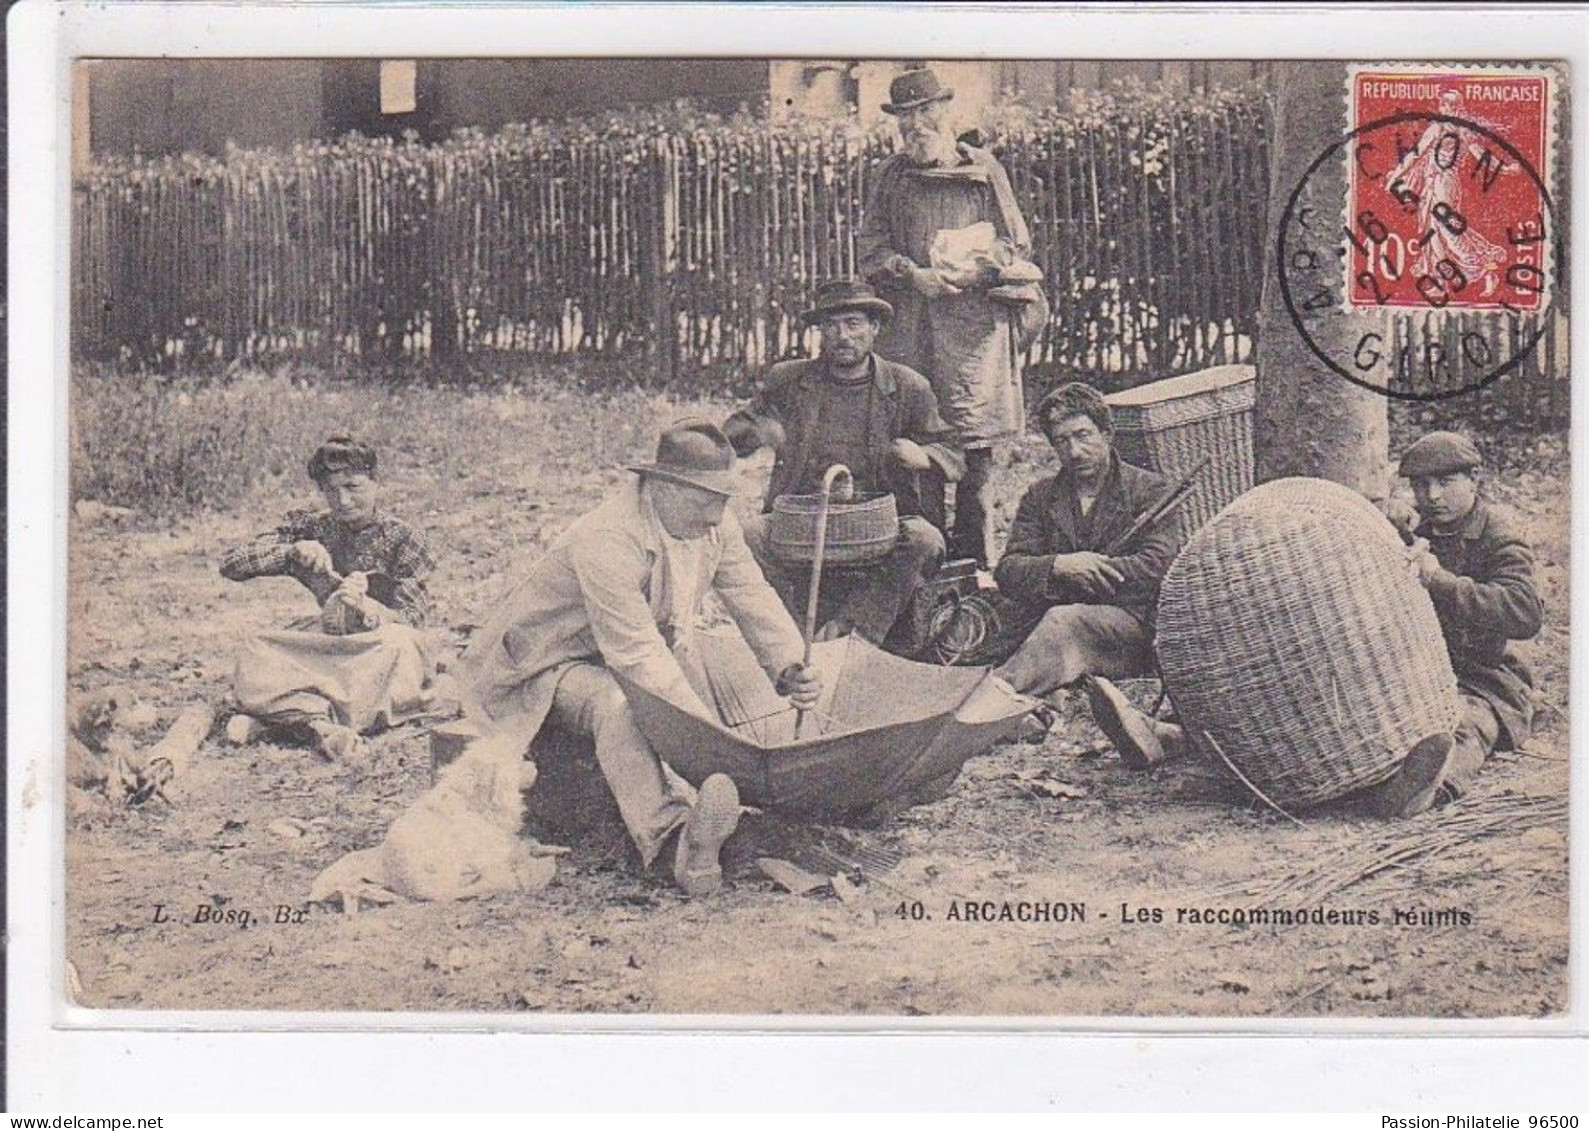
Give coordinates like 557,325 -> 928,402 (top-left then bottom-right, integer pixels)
797,463 -> 853,737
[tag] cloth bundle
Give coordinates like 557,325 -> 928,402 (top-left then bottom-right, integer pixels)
929,221 -> 1043,290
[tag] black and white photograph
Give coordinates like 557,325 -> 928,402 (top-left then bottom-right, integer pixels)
48,43 -> 1572,1024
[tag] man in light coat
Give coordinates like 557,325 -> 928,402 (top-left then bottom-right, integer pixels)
455,420 -> 822,896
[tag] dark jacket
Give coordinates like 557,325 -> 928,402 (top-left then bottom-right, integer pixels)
1418,498 -> 1543,748
993,452 -> 1181,623
724,354 -> 954,517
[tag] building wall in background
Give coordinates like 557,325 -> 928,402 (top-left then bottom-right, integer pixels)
79,58 -> 770,160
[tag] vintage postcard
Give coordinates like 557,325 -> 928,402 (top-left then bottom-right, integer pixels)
49,43 -> 1572,1031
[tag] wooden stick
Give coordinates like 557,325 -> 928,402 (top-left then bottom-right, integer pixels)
796,463 -> 852,738
1102,454 -> 1211,555
1201,730 -> 1304,827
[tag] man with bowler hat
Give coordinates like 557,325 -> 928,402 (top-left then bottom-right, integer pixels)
725,279 -> 961,650
455,420 -> 823,896
858,66 -> 1040,568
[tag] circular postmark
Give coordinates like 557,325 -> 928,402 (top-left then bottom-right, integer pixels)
1278,110 -> 1559,402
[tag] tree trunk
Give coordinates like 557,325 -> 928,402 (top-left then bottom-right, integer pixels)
1254,62 -> 1389,498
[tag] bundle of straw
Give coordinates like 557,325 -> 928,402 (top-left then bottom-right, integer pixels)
1228,791 -> 1567,906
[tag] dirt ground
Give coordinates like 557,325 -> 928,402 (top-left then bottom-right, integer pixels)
62,401 -> 1570,1019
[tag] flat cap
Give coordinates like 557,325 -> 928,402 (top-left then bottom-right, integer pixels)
1398,431 -> 1482,478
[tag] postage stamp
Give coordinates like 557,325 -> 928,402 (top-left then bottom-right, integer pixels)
35,48 -> 1573,1034
1347,67 -> 1554,314
1276,64 -> 1564,403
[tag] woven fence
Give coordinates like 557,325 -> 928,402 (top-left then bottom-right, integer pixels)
69,88 -> 1567,421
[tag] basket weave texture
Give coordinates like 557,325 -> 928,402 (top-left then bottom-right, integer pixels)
1155,477 -> 1462,809
769,491 -> 900,566
1107,365 -> 1255,540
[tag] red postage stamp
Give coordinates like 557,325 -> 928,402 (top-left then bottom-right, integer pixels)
1346,68 -> 1553,313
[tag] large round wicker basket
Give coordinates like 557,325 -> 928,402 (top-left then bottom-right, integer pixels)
1238,476 -> 1408,551
769,491 -> 900,566
1155,477 -> 1462,810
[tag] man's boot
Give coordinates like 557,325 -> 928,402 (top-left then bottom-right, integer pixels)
1363,732 -> 1456,819
1082,675 -> 1176,771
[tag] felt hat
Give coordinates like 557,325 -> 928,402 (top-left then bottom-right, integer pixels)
1398,431 -> 1482,478
799,278 -> 894,326
882,68 -> 955,115
628,419 -> 738,497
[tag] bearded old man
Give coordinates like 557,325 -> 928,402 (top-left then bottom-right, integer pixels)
857,66 -> 1041,568
453,421 -> 823,897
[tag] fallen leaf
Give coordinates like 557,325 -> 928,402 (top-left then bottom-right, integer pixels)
1031,780 -> 1087,800
756,857 -> 827,896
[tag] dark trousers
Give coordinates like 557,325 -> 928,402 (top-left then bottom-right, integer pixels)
740,512 -> 945,646
917,447 -> 994,569
950,447 -> 995,568
1444,692 -> 1501,798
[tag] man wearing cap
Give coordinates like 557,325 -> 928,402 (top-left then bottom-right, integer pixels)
455,420 -> 823,896
857,66 -> 1040,568
1084,430 -> 1544,817
724,279 -> 959,649
220,434 -> 442,761
1363,429 -> 1544,815
988,382 -> 1181,702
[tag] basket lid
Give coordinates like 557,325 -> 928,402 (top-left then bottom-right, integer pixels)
1106,364 -> 1256,408
773,490 -> 893,508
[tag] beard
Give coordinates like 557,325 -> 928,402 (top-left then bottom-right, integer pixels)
903,127 -> 955,167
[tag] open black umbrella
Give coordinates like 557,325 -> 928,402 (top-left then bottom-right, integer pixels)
616,626 -> 1036,821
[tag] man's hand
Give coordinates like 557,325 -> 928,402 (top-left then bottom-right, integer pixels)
1407,538 -> 1442,587
908,265 -> 963,300
326,572 -> 385,631
1378,497 -> 1420,543
890,437 -> 933,472
1051,551 -> 1125,595
775,662 -> 824,711
813,617 -> 854,643
290,540 -> 336,575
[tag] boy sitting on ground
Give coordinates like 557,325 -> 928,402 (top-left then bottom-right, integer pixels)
220,434 -> 443,760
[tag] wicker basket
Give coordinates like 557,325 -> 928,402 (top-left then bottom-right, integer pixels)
769,491 -> 900,566
1155,477 -> 1461,810
1237,477 -> 1407,551
1106,365 -> 1255,540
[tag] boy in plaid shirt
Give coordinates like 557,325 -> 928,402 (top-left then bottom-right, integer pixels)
221,435 -> 440,759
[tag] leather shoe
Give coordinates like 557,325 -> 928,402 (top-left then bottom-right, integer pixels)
673,773 -> 742,896
1082,675 -> 1166,771
1365,732 -> 1455,819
